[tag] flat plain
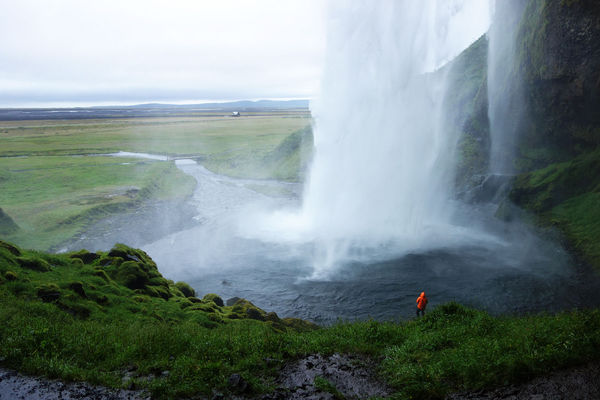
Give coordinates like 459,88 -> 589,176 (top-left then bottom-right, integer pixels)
0,110 -> 311,250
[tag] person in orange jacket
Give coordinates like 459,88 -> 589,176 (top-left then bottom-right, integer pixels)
416,291 -> 428,317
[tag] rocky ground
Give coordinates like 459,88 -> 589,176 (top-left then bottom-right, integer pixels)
0,368 -> 149,400
2,358 -> 599,399
446,362 -> 600,400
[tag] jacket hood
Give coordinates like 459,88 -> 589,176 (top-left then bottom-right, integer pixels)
420,292 -> 426,298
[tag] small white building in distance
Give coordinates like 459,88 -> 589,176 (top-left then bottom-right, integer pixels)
231,111 -> 240,117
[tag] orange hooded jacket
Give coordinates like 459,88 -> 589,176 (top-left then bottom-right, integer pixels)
416,292 -> 428,310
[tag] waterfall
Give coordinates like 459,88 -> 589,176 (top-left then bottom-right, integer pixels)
247,1 -> 491,276
487,0 -> 528,174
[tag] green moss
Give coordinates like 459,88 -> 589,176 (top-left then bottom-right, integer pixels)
112,261 -> 149,290
281,318 -> 319,332
67,281 -> 86,298
552,192 -> 600,267
36,284 -> 61,302
4,271 -> 18,281
17,256 -> 51,272
0,240 -> 21,256
92,269 -> 111,282
202,293 -> 224,307
510,149 -> 600,268
69,250 -> 100,264
175,281 -> 195,298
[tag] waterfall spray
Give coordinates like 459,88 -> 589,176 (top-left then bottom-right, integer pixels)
243,1 -> 491,277
300,1 -> 490,274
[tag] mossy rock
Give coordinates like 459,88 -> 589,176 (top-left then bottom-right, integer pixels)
0,240 -> 21,256
69,250 -> 100,264
226,296 -> 242,306
175,281 -> 195,298
207,313 -> 224,323
148,276 -> 170,289
4,270 -> 18,281
282,318 -> 319,332
36,284 -> 61,302
265,312 -> 281,323
202,293 -> 224,307
188,297 -> 202,303
17,256 -> 51,272
58,298 -> 92,319
108,244 -> 154,266
142,285 -> 171,300
92,269 -> 111,282
132,295 -> 152,303
89,292 -> 109,305
187,303 -> 219,313
179,299 -> 193,309
230,298 -> 266,321
246,308 -> 265,321
113,261 -> 149,290
67,281 -> 86,298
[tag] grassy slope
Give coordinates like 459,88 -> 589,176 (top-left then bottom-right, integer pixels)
510,148 -> 600,268
1,240 -> 599,399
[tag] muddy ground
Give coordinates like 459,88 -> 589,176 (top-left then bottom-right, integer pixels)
2,358 -> 599,399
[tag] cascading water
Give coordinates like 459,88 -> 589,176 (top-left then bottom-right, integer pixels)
262,1 -> 492,275
487,0 -> 528,174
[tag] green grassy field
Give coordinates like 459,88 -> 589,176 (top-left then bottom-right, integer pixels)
0,112 -> 312,250
1,239 -> 599,399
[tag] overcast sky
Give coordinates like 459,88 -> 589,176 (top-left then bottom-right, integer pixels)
0,0 -> 326,107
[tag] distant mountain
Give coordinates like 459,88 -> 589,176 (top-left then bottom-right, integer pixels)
0,99 -> 310,121
124,99 -> 309,110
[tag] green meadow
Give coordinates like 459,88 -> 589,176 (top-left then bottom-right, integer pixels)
0,113 -> 312,250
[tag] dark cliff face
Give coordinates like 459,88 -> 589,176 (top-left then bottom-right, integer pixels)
442,35 -> 490,191
514,0 -> 600,169
449,0 -> 600,188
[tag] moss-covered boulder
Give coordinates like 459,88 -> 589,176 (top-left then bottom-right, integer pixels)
202,293 -> 224,307
67,281 -> 86,298
175,281 -> 195,298
102,244 -> 172,299
17,256 -> 51,272
4,271 -> 18,281
69,250 -> 100,264
36,284 -> 61,302
0,240 -> 21,256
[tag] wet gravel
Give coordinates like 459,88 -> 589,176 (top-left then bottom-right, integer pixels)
0,368 -> 148,400
446,362 -> 600,400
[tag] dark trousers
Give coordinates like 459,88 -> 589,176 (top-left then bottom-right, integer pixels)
416,306 -> 425,317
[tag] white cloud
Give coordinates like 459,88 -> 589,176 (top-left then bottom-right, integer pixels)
0,0 -> 326,106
